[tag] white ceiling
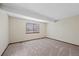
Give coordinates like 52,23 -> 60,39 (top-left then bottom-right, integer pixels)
24,3 -> 79,20
1,3 -> 79,21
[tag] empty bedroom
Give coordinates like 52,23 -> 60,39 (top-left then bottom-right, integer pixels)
0,3 -> 79,56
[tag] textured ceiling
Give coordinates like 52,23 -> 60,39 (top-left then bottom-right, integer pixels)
1,3 -> 79,21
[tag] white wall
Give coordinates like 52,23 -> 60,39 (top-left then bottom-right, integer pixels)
0,10 -> 9,55
9,16 -> 47,43
47,16 -> 79,45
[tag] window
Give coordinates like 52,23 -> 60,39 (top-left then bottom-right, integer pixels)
26,23 -> 39,34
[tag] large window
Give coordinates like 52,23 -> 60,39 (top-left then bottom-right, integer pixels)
26,23 -> 39,34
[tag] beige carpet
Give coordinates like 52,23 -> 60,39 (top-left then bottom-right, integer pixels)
2,38 -> 79,56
